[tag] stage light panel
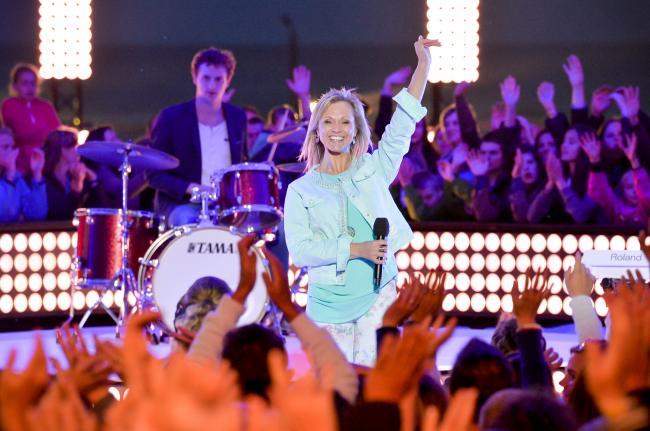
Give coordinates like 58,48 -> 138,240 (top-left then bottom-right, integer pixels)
626,236 -> 640,250
563,297 -> 573,316
39,0 -> 93,80
442,293 -> 456,312
548,295 -> 562,315
410,251 -> 425,270
85,290 -> 99,308
470,273 -> 485,292
500,274 -> 515,293
470,253 -> 485,272
0,275 -> 12,293
0,295 -> 12,313
531,254 -> 547,272
28,293 -> 43,312
14,274 -> 28,292
470,293 -> 485,312
500,253 -> 515,273
43,232 -> 57,251
440,232 -> 455,251
13,234 -> 28,252
485,253 -> 500,272
531,234 -> 546,253
425,252 -> 439,270
515,254 -> 531,273
28,253 -> 43,272
57,292 -> 71,310
595,297 -> 608,317
0,234 -> 12,253
396,251 -> 410,270
500,233 -> 515,252
547,254 -> 562,274
594,235 -> 609,250
426,0 -> 480,83
101,290 -> 114,308
57,272 -> 71,290
547,234 -> 562,253
501,294 -> 513,312
57,232 -> 72,251
28,274 -> 42,292
43,253 -> 57,271
14,294 -> 28,313
456,292 -> 471,312
455,232 -> 470,251
469,232 -> 484,251
455,273 -> 470,291
485,233 -> 499,252
562,234 -> 577,254
486,273 -> 500,292
425,232 -> 440,250
73,291 -> 86,310
486,293 -> 501,313
28,233 -> 43,252
14,254 -> 28,272
43,292 -> 57,311
0,255 -> 13,273
440,252 -> 455,271
609,235 -> 625,251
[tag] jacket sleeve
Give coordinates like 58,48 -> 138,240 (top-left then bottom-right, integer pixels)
149,109 -> 191,200
455,94 -> 481,148
515,327 -> 552,389
372,89 -> 427,185
284,184 -> 352,271
569,295 -> 604,342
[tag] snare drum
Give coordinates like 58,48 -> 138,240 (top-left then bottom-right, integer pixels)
138,225 -> 269,332
213,162 -> 282,233
73,208 -> 163,287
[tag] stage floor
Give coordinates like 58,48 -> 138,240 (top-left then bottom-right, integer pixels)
0,323 -> 579,378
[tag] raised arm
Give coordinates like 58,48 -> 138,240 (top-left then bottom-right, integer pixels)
407,36 -> 438,102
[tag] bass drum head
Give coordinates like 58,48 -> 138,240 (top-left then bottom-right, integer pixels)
144,226 -> 268,332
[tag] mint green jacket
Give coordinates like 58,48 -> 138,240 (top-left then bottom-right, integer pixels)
284,89 -> 427,285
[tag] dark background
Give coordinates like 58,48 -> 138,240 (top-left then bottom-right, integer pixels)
0,0 -> 648,138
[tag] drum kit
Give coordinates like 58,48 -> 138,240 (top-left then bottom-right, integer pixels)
70,125 -> 308,338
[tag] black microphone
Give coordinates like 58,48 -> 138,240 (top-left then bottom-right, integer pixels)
373,218 -> 389,288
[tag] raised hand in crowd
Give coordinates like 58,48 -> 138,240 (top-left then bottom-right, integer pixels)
583,271 -> 650,424
437,159 -> 455,182
262,247 -> 302,322
590,84 -> 613,118
453,81 -> 471,98
499,75 -> 520,127
382,275 -> 426,327
564,251 -> 595,297
544,347 -> 563,373
512,147 -> 523,178
397,157 -> 418,187
231,234 -> 259,305
512,269 -> 550,328
55,323 -> 112,406
610,86 -> 641,124
0,336 -> 50,431
579,132 -> 601,164
536,81 -> 557,118
286,65 -> 312,119
420,388 -> 478,431
545,152 -> 566,189
29,148 -> 44,182
563,54 -> 586,108
409,271 -> 446,324
618,133 -> 640,169
266,350 -> 337,431
26,367 -> 99,431
466,149 -> 488,177
382,66 -> 413,96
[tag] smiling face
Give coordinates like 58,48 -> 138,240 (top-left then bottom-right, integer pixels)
317,101 -> 356,156
193,64 -> 231,104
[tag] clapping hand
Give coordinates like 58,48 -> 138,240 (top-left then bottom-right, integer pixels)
232,234 -> 259,305
409,271 -> 446,324
545,153 -> 565,188
512,269 -> 551,327
382,275 -> 427,327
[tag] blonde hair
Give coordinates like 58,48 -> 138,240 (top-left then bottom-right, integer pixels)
299,88 -> 371,170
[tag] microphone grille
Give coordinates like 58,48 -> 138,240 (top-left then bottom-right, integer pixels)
373,217 -> 389,236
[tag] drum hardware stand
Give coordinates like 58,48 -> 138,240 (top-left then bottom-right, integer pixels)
68,260 -> 120,327
190,186 -> 218,226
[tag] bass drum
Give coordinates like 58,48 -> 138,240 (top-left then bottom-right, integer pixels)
138,225 -> 269,333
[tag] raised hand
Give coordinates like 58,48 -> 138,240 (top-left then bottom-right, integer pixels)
466,149 -> 488,176
267,350 -> 337,431
500,75 -> 520,106
590,85 -> 613,117
397,158 -> 418,187
421,388 -> 478,431
610,86 -> 640,123
563,54 -> 584,88
382,275 -> 427,327
545,153 -> 565,188
564,251 -> 595,297
437,160 -> 455,182
579,132 -> 601,164
453,81 -> 471,98
536,81 -> 557,118
409,271 -> 446,324
618,133 -> 639,168
383,66 -> 413,95
513,269 -> 550,327
262,248 -> 301,322
544,347 -> 563,373
512,148 -> 523,178
30,148 -> 45,181
286,65 -> 312,97
232,234 -> 258,305
414,36 -> 440,66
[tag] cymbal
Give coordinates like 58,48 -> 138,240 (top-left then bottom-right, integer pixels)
78,141 -> 179,171
267,123 -> 307,144
276,161 -> 307,173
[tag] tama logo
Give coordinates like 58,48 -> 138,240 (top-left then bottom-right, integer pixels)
610,253 -> 642,262
187,242 -> 235,254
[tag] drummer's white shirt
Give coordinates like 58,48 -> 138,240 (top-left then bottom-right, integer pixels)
199,121 -> 231,185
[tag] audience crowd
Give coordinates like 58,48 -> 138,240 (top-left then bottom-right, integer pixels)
0,54 -> 648,226
0,229 -> 648,431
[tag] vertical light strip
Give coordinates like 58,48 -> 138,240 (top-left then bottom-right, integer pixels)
38,0 -> 93,80
426,0 -> 480,83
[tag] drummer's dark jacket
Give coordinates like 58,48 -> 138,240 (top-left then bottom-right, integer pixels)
150,99 -> 248,215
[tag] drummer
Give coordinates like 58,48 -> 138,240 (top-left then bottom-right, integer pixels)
150,47 -> 248,226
